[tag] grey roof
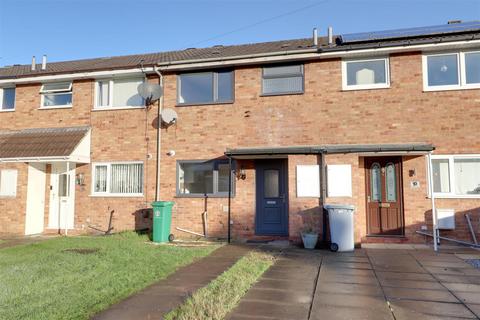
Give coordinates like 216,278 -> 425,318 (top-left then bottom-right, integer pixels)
225,143 -> 435,157
1,21 -> 479,79
0,126 -> 90,159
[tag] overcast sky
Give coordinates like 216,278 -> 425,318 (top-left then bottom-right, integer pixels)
0,0 -> 479,66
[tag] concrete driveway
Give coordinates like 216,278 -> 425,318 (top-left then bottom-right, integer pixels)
228,246 -> 480,320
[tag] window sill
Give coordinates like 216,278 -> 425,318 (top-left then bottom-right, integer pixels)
260,91 -> 304,97
92,106 -> 146,111
176,101 -> 234,107
0,109 -> 15,112
89,194 -> 145,198
430,194 -> 480,199
39,105 -> 72,110
342,84 -> 390,91
0,195 -> 16,198
423,85 -> 480,92
175,194 -> 234,198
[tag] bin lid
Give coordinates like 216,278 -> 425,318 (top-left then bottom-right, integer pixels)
151,201 -> 175,207
324,204 -> 355,210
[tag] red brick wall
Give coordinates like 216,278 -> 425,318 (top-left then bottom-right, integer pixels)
1,51 -> 479,244
158,52 -> 480,243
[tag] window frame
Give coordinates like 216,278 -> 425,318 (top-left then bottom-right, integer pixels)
0,169 -> 18,197
90,161 -> 144,197
0,87 -> 15,112
176,70 -> 235,106
261,63 -> 304,96
39,81 -> 73,109
342,57 -> 390,91
176,160 -> 235,198
429,154 -> 480,199
422,50 -> 480,91
93,77 -> 146,110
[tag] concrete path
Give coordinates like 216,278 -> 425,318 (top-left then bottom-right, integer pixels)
0,236 -> 54,249
228,247 -> 480,320
92,244 -> 249,320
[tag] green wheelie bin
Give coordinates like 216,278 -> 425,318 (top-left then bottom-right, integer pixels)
151,201 -> 175,243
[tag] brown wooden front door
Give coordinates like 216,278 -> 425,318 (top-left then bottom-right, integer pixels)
365,157 -> 404,236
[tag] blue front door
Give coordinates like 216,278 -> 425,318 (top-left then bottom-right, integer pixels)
255,160 -> 288,236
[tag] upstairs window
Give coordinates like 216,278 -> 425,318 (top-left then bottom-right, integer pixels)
431,155 -> 480,198
40,82 -> 72,108
177,160 -> 234,197
342,58 -> 390,90
177,71 -> 234,105
0,87 -> 15,111
262,64 -> 304,95
95,77 -> 145,109
424,51 -> 480,90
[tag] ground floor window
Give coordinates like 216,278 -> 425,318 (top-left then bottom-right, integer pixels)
92,162 -> 143,196
0,169 -> 17,197
431,155 -> 480,197
177,160 -> 233,197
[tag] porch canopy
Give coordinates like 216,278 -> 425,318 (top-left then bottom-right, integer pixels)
0,126 -> 91,163
225,143 -> 435,158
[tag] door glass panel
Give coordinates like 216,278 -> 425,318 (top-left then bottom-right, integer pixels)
386,163 -> 396,202
370,163 -> 381,201
59,174 -> 69,197
264,169 -> 279,198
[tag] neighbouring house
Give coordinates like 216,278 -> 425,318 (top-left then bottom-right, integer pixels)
1,21 -> 479,246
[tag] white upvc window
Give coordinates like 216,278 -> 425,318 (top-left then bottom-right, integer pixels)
40,82 -> 73,108
423,50 -> 480,91
0,87 -> 15,111
342,57 -> 390,90
94,77 -> 145,109
0,169 -> 18,197
430,155 -> 480,198
92,162 -> 144,196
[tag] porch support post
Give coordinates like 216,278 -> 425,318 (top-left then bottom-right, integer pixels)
427,152 -> 438,252
65,161 -> 70,237
227,156 -> 232,244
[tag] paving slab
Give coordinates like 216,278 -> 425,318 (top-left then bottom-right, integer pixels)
227,300 -> 310,320
436,275 -> 480,285
92,244 -> 248,320
383,286 -> 458,303
389,300 -> 477,320
379,279 -> 445,290
375,271 -> 437,282
466,304 -> 480,318
310,293 -> 393,320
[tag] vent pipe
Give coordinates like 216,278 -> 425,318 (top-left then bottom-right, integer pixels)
41,55 -> 47,70
328,26 -> 333,46
313,28 -> 318,46
31,56 -> 36,71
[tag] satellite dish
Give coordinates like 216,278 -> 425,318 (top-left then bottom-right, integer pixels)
161,108 -> 178,125
137,82 -> 162,104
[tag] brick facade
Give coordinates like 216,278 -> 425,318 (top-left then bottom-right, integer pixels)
1,50 -> 479,246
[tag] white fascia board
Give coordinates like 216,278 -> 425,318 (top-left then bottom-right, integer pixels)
0,67 -> 153,85
0,156 -> 89,163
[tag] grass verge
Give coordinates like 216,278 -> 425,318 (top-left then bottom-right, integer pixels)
165,250 -> 275,320
0,232 -> 218,320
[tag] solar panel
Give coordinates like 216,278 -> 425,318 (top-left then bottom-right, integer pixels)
340,21 -> 480,44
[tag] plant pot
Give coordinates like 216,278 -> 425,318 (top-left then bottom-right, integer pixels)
301,232 -> 318,249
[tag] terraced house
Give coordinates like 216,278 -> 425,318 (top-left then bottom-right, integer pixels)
1,21 -> 479,247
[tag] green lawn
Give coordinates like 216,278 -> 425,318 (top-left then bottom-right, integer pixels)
165,250 -> 275,320
0,233 -> 218,320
